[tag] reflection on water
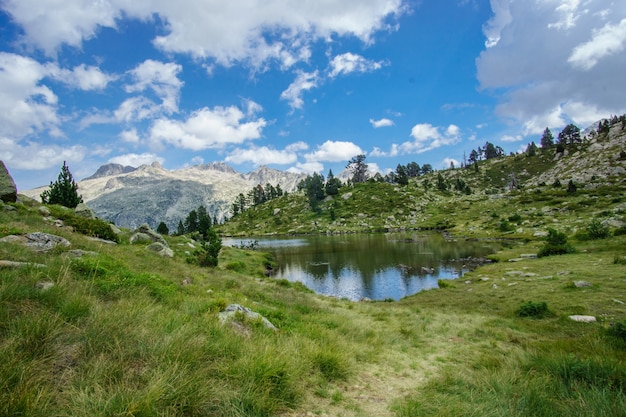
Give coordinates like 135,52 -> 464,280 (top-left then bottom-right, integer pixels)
224,233 -> 507,301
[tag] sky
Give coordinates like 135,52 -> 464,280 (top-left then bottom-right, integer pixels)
1,0 -> 625,191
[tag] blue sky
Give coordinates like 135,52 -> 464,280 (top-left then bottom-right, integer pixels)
1,0 -> 625,190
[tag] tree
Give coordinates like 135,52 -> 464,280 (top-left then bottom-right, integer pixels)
484,142 -> 504,159
346,154 -> 368,184
526,141 -> 538,157
156,222 -> 169,235
558,123 -> 581,145
177,220 -> 185,236
468,149 -> 479,164
421,164 -> 433,175
436,173 -> 448,191
184,210 -> 198,233
299,173 -> 325,212
540,127 -> 554,148
197,205 -> 212,240
395,164 -> 409,186
406,161 -> 420,178
325,169 -> 341,195
40,161 -> 84,208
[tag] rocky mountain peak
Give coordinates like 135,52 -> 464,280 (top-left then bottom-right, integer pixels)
83,163 -> 136,180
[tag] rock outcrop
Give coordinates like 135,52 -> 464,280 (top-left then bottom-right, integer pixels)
0,161 -> 17,203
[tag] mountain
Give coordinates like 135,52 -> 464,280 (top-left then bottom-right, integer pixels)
23,162 -> 307,230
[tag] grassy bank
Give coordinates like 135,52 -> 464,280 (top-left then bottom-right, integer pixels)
2,175 -> 626,417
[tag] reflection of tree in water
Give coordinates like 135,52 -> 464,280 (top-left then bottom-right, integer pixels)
271,233 -> 508,299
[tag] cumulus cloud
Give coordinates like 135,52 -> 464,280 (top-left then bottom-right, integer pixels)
149,104 -> 267,151
119,129 -> 140,143
125,60 -> 183,113
108,152 -> 164,167
304,140 -> 364,163
288,161 -> 325,175
4,0 -> 405,67
47,63 -> 114,90
0,138 -> 86,170
280,70 -> 319,110
441,157 -> 460,169
477,1 -> 626,134
225,144 -> 300,165
328,52 -> 385,77
369,118 -> 394,128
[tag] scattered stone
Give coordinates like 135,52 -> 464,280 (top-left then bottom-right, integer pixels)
131,224 -> 168,246
181,278 -> 192,286
557,270 -> 571,275
273,208 -> 281,216
86,236 -> 117,245
38,206 -> 51,216
505,271 -> 524,276
3,204 -> 16,211
421,267 -> 435,274
613,299 -> 625,305
520,253 -> 537,259
130,232 -> 153,244
534,231 -> 549,237
569,315 -> 596,323
508,282 -> 519,286
574,281 -> 592,288
0,161 -> 18,203
35,280 -> 55,291
492,284 -> 499,289
146,242 -> 174,257
465,280 -> 472,284
479,277 -> 490,281
218,304 -> 278,331
0,260 -> 47,268
342,192 -> 352,200
360,297 -> 372,302
508,258 -> 525,262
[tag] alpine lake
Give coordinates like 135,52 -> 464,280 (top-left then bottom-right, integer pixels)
225,232 -> 511,301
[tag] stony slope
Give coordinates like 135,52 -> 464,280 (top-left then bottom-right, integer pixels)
23,161 -> 306,230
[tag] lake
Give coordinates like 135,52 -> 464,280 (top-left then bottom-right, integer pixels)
224,232 -> 507,301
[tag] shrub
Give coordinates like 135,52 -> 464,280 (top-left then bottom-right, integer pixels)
508,213 -> 522,224
538,228 -> 575,257
586,218 -> 610,240
437,279 -> 451,289
613,226 -> 626,236
498,220 -> 514,232
606,319 -> 626,342
516,301 -> 549,318
48,205 -> 119,242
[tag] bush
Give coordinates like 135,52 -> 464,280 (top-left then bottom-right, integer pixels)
516,301 -> 549,318
437,279 -> 452,289
613,226 -> 626,236
49,206 -> 119,242
606,319 -> 626,342
538,228 -> 575,257
586,218 -> 610,240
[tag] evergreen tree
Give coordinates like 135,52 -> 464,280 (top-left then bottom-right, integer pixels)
421,164 -> 433,175
468,149 -> 479,164
526,141 -> 538,156
540,127 -> 554,148
346,154 -> 368,183
406,161 -> 420,178
558,123 -> 581,145
40,161 -> 84,208
184,210 -> 198,233
325,169 -> 341,195
436,173 -> 448,191
395,164 -> 409,186
197,205 -> 212,239
177,220 -> 185,236
156,222 -> 169,235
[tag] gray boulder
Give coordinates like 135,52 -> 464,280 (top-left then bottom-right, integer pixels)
0,161 -> 17,203
74,203 -> 96,218
146,242 -> 174,257
218,304 -> 278,331
0,232 -> 71,252
131,224 -> 168,247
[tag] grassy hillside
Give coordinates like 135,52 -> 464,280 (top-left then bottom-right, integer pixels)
1,126 -> 625,416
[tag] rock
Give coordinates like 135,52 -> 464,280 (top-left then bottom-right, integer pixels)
132,224 -> 168,246
342,192 -> 352,200
146,242 -> 174,257
181,278 -> 192,286
74,203 -> 96,218
86,236 -> 117,245
0,260 -> 47,268
64,249 -> 98,258
520,253 -> 537,259
273,208 -> 281,216
574,281 -> 592,288
38,206 -> 51,216
130,232 -> 153,244
35,280 -> 55,291
612,299 -> 625,305
218,304 -> 278,331
1,232 -> 71,252
421,267 -> 435,274
569,315 -> 596,323
0,161 -> 17,203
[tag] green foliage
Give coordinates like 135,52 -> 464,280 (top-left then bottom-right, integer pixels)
567,180 -> 577,194
188,229 -> 222,267
40,161 -> 83,208
606,319 -> 626,343
558,123 -> 581,145
498,220 -> 514,232
156,221 -> 169,235
538,229 -> 575,257
586,218 -> 610,240
540,127 -> 554,148
516,301 -> 549,318
346,154 -> 368,183
437,279 -> 452,289
49,206 -> 119,242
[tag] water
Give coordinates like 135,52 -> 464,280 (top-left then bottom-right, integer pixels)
224,233 -> 507,301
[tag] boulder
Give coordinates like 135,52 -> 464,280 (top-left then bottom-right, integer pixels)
74,203 -> 96,218
569,315 -> 596,323
574,281 -> 592,288
146,242 -> 174,257
218,304 -> 278,331
0,232 -> 70,252
131,224 -> 168,246
0,161 -> 17,203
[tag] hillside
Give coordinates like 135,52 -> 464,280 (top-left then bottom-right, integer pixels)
22,162 -> 307,230
219,123 -> 626,237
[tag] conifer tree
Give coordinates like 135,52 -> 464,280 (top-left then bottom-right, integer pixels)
540,127 -> 554,148
41,161 -> 83,208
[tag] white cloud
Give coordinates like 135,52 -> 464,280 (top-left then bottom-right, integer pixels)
125,60 -> 183,114
4,0 -> 405,67
568,19 -> 626,70
108,153 -> 164,168
47,63 -> 114,90
280,70 -> 319,110
328,52 -> 384,77
305,140 -> 364,162
149,104 -> 267,151
370,118 -> 394,128
288,161 -> 324,175
0,52 -> 60,139
400,123 -> 460,154
478,1 -> 626,135
441,157 -> 460,169
225,145 -> 299,165
119,129 -> 140,143
0,138 -> 86,170
500,134 -> 522,142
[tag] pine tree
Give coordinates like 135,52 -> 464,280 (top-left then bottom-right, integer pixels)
156,222 -> 169,235
41,161 -> 83,208
395,164 -> 409,186
540,127 -> 554,148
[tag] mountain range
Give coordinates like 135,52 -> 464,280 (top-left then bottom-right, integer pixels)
23,162 -> 307,230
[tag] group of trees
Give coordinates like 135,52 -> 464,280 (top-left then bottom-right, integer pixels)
231,183 -> 284,216
467,142 -> 505,164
